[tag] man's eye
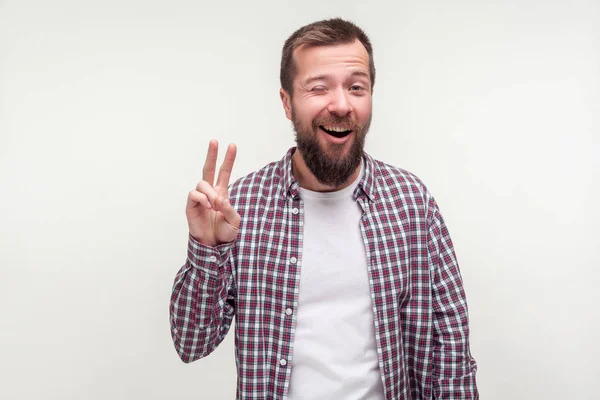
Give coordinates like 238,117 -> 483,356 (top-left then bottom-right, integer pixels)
311,86 -> 326,92
350,85 -> 364,91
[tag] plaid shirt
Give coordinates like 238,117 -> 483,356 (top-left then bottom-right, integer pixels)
170,148 -> 478,399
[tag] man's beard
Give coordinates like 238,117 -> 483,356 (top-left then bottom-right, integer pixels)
292,108 -> 371,188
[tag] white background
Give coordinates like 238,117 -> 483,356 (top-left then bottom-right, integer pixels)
1,0 -> 598,399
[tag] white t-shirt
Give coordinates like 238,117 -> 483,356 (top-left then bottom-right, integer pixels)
287,164 -> 385,399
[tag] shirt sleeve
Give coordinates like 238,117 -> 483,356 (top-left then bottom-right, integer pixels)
169,234 -> 236,363
427,201 -> 479,398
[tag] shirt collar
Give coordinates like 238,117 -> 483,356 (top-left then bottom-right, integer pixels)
280,147 -> 378,203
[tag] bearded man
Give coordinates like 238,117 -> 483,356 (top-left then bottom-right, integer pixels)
170,17 -> 478,400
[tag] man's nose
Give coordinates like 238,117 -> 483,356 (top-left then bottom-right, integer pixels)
327,88 -> 353,116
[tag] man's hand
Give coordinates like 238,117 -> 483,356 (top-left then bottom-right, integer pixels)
186,140 -> 240,247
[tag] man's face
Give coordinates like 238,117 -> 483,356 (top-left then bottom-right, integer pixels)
281,39 -> 373,188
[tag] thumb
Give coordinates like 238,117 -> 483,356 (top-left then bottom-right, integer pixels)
219,198 -> 241,229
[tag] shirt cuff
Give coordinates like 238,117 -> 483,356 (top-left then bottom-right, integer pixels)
186,233 -> 234,277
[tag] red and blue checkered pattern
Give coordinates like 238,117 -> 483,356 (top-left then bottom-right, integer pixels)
170,148 -> 478,399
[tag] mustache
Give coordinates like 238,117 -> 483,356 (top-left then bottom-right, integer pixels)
311,115 -> 361,131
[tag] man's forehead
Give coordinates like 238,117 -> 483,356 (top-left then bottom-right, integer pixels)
294,40 -> 368,61
292,40 -> 370,76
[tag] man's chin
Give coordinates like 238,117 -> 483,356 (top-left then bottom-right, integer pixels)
317,131 -> 355,154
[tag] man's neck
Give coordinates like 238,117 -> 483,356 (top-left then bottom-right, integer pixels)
291,149 -> 362,193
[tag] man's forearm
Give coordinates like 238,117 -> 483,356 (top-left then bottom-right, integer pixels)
169,236 -> 236,363
428,203 -> 478,398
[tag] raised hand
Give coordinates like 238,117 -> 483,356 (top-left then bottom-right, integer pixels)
186,140 -> 240,247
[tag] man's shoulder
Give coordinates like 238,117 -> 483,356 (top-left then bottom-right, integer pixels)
228,157 -> 285,200
369,156 -> 431,199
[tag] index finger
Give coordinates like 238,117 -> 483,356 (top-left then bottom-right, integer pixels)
216,143 -> 237,188
203,139 -> 219,185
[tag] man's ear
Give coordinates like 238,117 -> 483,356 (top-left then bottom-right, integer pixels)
280,88 -> 292,121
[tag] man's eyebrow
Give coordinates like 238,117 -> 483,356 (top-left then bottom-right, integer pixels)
302,71 -> 370,86
349,71 -> 370,80
303,75 -> 330,85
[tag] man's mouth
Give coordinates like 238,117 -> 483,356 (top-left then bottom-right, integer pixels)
319,125 -> 353,138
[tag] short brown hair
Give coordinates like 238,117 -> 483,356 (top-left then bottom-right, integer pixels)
280,18 -> 375,96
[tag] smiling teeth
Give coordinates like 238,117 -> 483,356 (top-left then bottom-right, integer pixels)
323,126 -> 350,132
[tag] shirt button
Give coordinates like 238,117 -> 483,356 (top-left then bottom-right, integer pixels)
208,256 -> 217,262
280,358 -> 287,366
290,257 -> 297,264
292,207 -> 299,215
285,308 -> 293,315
